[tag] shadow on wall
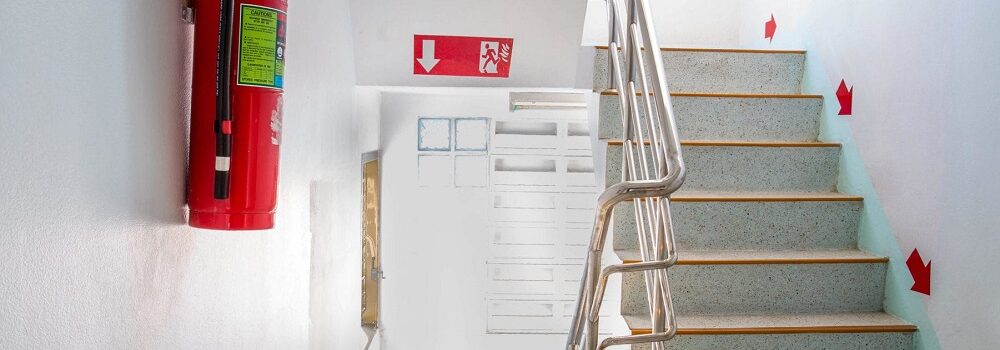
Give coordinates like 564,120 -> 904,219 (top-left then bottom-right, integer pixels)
119,1 -> 191,225
364,326 -> 377,350
120,2 -> 197,345
803,37 -> 943,350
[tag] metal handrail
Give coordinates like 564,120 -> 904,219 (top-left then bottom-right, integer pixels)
567,0 -> 685,349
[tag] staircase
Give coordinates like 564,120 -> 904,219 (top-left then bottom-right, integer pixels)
594,47 -> 919,349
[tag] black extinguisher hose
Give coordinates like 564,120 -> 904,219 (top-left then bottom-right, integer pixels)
214,0 -> 234,199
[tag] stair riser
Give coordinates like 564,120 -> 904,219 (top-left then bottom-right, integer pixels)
612,200 -> 861,252
593,49 -> 805,94
598,94 -> 822,141
621,263 -> 886,316
606,145 -> 841,192
630,333 -> 913,350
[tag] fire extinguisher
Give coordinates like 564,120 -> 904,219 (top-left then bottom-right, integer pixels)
187,0 -> 288,230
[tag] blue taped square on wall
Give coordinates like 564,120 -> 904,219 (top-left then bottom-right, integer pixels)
418,118 -> 452,151
454,118 -> 490,152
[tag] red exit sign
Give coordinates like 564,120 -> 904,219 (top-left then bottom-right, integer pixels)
413,34 -> 514,78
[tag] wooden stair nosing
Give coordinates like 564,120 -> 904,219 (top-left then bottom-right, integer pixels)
669,194 -> 864,203
621,193 -> 865,202
629,324 -> 918,336
607,140 -> 841,148
621,257 -> 890,265
599,90 -> 823,99
592,46 -> 807,55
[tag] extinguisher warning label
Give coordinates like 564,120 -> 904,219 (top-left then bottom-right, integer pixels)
237,4 -> 286,90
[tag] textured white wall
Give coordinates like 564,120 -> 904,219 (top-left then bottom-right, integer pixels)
349,0 -> 589,88
372,88 -> 622,349
581,0 -> 741,47
735,1 -> 1000,349
0,1 -> 365,349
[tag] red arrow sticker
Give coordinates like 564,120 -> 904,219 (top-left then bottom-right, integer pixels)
414,34 -> 514,78
765,14 -> 777,43
906,248 -> 932,295
837,79 -> 854,116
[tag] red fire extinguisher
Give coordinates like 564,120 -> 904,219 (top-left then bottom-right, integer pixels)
188,0 -> 288,230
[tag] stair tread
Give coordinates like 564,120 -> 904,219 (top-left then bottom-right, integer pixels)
670,191 -> 863,202
625,313 -> 917,334
607,140 -> 840,147
597,90 -> 824,142
592,46 -> 807,54
593,48 -> 805,94
681,140 -> 840,147
616,249 -> 886,264
600,89 -> 822,99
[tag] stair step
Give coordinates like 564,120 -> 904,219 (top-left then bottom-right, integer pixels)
617,250 -> 888,265
606,142 -> 842,192
618,250 -> 887,316
625,312 -> 916,333
625,313 -> 915,350
592,47 -> 806,94
671,191 -> 863,202
598,92 -> 822,141
613,192 -> 862,255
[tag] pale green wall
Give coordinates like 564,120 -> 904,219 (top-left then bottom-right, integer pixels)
805,58 -> 942,350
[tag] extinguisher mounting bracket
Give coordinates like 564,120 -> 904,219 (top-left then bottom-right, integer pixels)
181,0 -> 195,24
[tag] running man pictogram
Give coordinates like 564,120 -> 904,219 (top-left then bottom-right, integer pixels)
480,42 -> 501,74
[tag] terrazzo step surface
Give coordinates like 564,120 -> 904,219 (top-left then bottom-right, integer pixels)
593,43 -> 917,349
598,92 -> 823,141
617,250 -> 887,316
606,142 -> 842,192
624,313 -> 916,350
593,48 -> 806,94
612,192 -> 863,252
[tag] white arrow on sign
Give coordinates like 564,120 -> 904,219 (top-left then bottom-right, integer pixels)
417,40 -> 440,73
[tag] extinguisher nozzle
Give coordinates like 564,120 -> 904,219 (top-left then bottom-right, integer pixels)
214,171 -> 231,199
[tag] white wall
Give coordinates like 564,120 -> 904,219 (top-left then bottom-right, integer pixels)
0,1 -> 366,349
581,0 -> 741,47
372,88 -> 622,349
349,0 -> 589,88
735,1 -> 1000,349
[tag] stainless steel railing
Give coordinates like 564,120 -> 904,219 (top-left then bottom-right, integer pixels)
566,0 -> 685,349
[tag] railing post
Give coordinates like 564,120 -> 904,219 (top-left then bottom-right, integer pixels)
624,0 -> 637,81
585,249 -> 602,350
605,0 -> 617,91
568,0 -> 685,349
